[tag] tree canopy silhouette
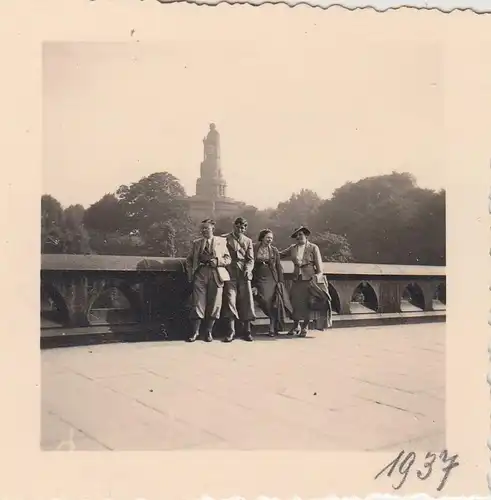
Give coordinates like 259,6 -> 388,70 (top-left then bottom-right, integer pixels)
41,195 -> 91,254
314,172 -> 445,265
42,170 -> 445,265
83,172 -> 194,256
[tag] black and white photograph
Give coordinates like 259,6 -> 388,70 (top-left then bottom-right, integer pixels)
40,37 -> 447,452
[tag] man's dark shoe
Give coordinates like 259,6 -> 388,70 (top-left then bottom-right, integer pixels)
223,319 -> 235,342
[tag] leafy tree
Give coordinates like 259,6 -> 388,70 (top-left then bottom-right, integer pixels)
88,230 -> 142,256
312,231 -> 353,263
41,194 -> 66,253
314,172 -> 445,265
41,196 -> 91,254
114,172 -> 193,256
145,221 -> 177,257
265,189 -> 323,250
83,172 -> 192,256
84,194 -> 126,234
63,205 -> 91,254
273,189 -> 322,229
81,172 -> 194,256
84,193 -> 132,255
64,204 -> 85,227
116,172 -> 188,230
403,189 -> 445,265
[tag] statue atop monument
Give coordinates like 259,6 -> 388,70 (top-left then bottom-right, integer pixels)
196,123 -> 226,199
206,122 -> 219,140
203,123 -> 221,162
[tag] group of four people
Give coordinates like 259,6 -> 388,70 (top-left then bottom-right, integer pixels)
185,216 -> 332,343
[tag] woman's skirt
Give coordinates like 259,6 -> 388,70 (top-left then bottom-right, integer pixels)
290,280 -> 313,321
254,265 -> 276,317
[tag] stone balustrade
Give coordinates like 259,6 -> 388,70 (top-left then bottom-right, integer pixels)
40,254 -> 446,347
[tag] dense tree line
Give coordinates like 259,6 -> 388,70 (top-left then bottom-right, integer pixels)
41,171 -> 445,265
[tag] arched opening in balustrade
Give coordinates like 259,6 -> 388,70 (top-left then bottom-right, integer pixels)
328,283 -> 341,314
349,281 -> 378,314
432,282 -> 446,311
88,285 -> 139,326
400,282 -> 425,312
41,283 -> 70,328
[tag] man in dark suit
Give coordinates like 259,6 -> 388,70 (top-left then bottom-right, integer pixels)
221,217 -> 256,342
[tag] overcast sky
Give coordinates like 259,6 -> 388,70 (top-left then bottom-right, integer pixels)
43,39 -> 444,210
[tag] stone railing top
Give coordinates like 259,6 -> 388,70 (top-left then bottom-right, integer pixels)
41,254 -> 446,277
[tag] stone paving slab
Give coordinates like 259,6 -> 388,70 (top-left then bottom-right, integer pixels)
41,323 -> 445,451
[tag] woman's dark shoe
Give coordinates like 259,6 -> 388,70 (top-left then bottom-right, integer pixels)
287,327 -> 300,336
187,333 -> 199,342
204,333 -> 213,342
243,333 -> 253,342
223,333 -> 234,343
299,328 -> 308,338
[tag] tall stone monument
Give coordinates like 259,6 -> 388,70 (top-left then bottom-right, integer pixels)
188,123 -> 243,222
196,123 -> 227,199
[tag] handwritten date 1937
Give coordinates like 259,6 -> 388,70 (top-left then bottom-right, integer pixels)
375,450 -> 460,491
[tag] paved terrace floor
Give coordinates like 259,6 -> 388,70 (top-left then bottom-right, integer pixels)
41,323 -> 445,451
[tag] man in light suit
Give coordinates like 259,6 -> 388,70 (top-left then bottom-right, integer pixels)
221,217 -> 256,342
186,219 -> 231,342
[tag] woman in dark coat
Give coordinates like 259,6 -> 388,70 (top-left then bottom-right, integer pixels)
252,229 -> 289,336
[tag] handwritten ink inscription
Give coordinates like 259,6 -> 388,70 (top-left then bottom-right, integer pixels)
375,450 -> 460,491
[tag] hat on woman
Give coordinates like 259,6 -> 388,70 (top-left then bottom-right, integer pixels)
291,226 -> 311,238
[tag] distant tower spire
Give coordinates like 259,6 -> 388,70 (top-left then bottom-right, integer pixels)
196,123 -> 227,199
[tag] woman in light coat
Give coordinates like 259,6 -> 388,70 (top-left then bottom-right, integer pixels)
280,226 -> 324,337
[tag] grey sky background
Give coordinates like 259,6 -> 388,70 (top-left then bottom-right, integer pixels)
43,39 -> 444,210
